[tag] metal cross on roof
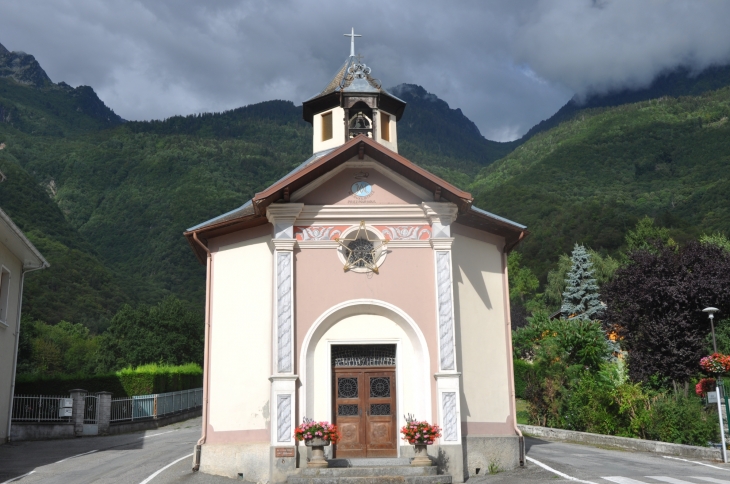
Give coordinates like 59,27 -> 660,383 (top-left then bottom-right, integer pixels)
344,27 -> 361,57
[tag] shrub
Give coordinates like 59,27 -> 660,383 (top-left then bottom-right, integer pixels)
14,363 -> 202,397
513,359 -> 531,399
644,395 -> 718,446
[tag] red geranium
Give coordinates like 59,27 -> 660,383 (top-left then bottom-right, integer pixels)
700,353 -> 730,374
400,417 -> 441,445
294,418 -> 339,443
695,377 -> 717,396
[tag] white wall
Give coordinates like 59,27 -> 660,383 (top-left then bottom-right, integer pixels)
208,235 -> 273,432
0,244 -> 22,442
451,232 -> 513,429
312,107 -> 346,153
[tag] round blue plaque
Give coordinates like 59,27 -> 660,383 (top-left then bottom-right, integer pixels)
351,181 -> 372,197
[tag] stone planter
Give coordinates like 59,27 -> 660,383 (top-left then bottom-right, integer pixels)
411,443 -> 432,466
305,437 -> 330,468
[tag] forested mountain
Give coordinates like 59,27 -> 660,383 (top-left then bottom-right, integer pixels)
522,64 -> 730,142
1,39 -> 729,328
0,43 -> 508,326
470,87 -> 730,280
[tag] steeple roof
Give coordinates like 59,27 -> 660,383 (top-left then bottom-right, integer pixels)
309,56 -> 397,99
302,55 -> 407,123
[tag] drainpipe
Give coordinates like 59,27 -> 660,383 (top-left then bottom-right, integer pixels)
192,232 -> 212,471
6,263 -> 48,442
502,252 -> 525,466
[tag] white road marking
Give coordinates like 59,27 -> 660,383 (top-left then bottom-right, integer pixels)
693,478 -> 730,483
663,456 -> 729,471
1,471 -> 35,484
54,449 -> 98,463
525,456 -> 598,483
140,430 -> 176,439
602,478 -> 650,484
647,477 -> 700,484
138,453 -> 193,484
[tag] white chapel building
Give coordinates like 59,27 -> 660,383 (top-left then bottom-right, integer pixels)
185,36 -> 528,483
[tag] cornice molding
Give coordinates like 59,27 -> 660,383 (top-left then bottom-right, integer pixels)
266,203 -> 304,223
430,238 -> 454,250
273,239 -> 297,251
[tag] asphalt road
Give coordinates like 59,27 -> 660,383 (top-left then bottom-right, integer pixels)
0,418 -> 234,484
3,417 -> 730,483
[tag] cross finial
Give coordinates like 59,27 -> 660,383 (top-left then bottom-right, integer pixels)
355,53 -> 365,63
344,27 -> 361,57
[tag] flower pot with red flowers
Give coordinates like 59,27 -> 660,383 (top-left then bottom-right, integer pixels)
400,414 -> 442,466
294,418 -> 340,468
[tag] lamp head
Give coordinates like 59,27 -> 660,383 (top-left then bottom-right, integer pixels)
704,307 -> 720,319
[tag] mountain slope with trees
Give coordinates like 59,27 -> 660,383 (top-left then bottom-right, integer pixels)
469,86 -> 730,281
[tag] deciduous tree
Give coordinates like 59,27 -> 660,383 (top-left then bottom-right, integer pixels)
604,241 -> 730,386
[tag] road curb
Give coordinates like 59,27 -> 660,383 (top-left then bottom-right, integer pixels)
518,424 -> 722,462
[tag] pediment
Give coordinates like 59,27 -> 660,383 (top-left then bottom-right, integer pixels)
291,158 -> 432,206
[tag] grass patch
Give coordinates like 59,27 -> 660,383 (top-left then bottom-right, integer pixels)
516,398 -> 529,425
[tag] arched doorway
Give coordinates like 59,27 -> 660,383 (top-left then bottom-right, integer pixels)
299,300 -> 432,457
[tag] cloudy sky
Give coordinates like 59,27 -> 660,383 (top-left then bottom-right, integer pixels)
2,0 -> 730,141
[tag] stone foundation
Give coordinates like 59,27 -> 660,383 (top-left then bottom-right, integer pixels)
200,442 -> 272,482
463,435 -> 522,478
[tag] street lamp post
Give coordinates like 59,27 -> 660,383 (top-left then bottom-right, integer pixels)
704,307 -> 726,463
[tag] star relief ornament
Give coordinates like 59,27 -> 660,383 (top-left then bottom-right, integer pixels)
335,221 -> 388,274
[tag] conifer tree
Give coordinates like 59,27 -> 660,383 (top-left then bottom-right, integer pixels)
561,244 -> 603,320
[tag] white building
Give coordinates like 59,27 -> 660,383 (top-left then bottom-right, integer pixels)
186,41 -> 528,483
0,203 -> 49,442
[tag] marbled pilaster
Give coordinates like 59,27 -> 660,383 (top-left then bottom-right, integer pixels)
266,204 -> 303,450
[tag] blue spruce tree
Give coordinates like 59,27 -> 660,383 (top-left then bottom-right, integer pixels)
561,244 -> 604,320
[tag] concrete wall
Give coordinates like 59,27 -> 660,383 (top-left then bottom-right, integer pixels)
313,107 -> 346,153
10,423 -> 75,441
0,243 -> 22,442
451,224 -> 515,437
207,231 -> 273,443
108,407 -> 201,435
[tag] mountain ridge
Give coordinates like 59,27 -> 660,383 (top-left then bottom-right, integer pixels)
1,40 -> 730,327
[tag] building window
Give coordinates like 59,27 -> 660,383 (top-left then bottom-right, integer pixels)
322,111 -> 333,141
380,112 -> 390,141
0,267 -> 10,324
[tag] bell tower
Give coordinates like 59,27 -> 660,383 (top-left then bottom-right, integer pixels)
302,28 -> 406,154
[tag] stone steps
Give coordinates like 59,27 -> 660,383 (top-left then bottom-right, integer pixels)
287,459 -> 452,484
288,477 -> 451,484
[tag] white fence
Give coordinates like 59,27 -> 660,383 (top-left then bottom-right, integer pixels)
110,388 -> 203,423
11,395 -> 73,423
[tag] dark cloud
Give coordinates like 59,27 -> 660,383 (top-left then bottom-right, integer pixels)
0,0 -> 727,141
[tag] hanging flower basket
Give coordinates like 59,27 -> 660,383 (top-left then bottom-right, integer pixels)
700,353 -> 730,375
294,418 -> 339,468
400,415 -> 441,467
696,377 -> 717,397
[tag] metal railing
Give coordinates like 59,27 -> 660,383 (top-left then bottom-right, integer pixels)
110,388 -> 203,423
11,395 -> 72,423
84,395 -> 99,424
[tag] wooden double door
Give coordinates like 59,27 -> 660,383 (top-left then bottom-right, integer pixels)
333,367 -> 397,458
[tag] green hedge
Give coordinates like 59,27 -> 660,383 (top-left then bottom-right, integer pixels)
513,359 -> 532,399
14,363 -> 202,397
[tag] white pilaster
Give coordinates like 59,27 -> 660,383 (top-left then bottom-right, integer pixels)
424,202 -> 463,444
423,202 -> 459,372
266,203 -> 303,447
435,373 -> 462,445
270,375 -> 298,445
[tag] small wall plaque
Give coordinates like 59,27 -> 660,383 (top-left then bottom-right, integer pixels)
275,447 -> 295,457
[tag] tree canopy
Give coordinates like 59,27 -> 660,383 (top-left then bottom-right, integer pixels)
604,241 -> 730,385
